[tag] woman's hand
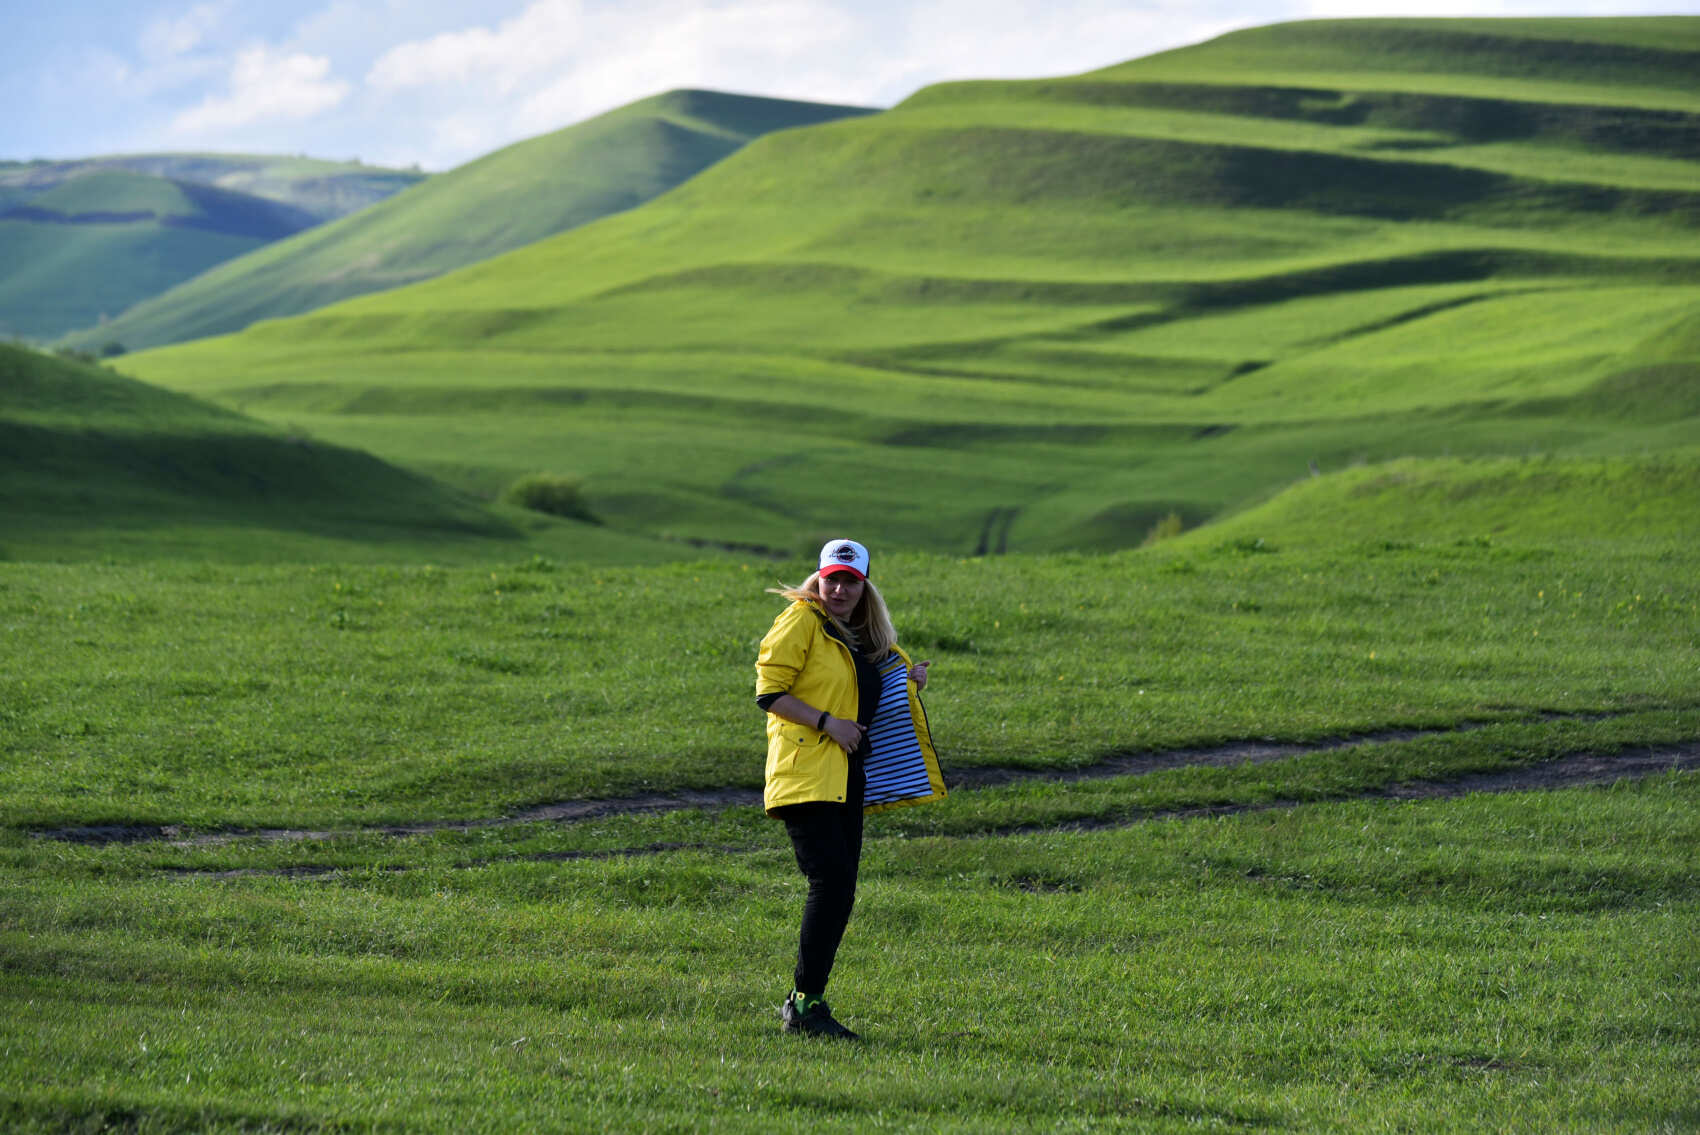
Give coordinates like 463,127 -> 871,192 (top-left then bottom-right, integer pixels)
909,660 -> 932,690
823,714 -> 865,754
765,694 -> 865,753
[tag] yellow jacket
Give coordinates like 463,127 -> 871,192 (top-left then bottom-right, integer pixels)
755,599 -> 946,816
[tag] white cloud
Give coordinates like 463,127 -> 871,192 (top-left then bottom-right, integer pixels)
366,0 -> 589,93
173,46 -> 352,133
84,2 -> 234,102
139,2 -> 231,60
508,0 -> 863,135
878,1 -> 1253,99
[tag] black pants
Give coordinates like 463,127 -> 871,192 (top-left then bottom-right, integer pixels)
777,760 -> 865,996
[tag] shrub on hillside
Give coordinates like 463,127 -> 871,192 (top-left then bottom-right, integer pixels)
503,473 -> 598,524
53,346 -> 101,366
1141,511 -> 1185,547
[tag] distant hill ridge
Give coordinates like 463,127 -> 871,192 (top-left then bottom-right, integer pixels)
0,153 -> 424,221
1094,17 -> 1700,101
61,89 -> 877,352
1,170 -> 316,238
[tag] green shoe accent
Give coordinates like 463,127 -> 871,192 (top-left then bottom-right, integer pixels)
780,994 -> 859,1039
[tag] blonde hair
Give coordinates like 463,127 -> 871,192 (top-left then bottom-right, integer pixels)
769,571 -> 897,662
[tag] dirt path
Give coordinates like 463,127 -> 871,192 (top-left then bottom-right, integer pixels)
33,724 -> 1699,850
985,743 -> 1700,838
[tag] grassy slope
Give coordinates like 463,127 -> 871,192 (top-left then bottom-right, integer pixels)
0,172 -> 322,342
65,91 -> 877,352
1095,16 -> 1700,102
0,343 -> 693,564
1188,450 -> 1700,549
120,18 -> 1700,558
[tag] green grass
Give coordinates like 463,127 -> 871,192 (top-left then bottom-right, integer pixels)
63,91 -> 876,352
117,18 -> 1700,557
2,755 -> 1693,1131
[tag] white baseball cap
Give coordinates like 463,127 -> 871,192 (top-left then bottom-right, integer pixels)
817,538 -> 870,581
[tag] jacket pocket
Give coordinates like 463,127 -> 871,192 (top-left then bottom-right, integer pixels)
771,727 -> 824,775
766,729 -> 849,809
792,728 -> 833,761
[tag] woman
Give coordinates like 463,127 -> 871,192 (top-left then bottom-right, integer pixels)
755,538 -> 946,1039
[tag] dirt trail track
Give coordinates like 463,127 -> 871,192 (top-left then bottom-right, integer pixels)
34,724 -> 1699,851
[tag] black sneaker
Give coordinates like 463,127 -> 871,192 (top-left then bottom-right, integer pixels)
780,995 -> 859,1040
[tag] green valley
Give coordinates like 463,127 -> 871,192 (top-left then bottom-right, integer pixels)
0,343 -> 689,564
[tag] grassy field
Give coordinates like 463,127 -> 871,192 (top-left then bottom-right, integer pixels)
3,451 -> 1698,831
4,428 -> 1696,1131
118,18 -> 1700,557
2,456 -> 1697,1130
3,778 -> 1695,1132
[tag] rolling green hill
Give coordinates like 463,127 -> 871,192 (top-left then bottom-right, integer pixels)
0,343 -> 693,564
61,90 -> 877,353
0,156 -> 425,344
118,17 -> 1700,558
1173,449 -> 1700,553
0,173 -> 315,343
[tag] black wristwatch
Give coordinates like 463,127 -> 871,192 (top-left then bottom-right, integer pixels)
817,710 -> 830,731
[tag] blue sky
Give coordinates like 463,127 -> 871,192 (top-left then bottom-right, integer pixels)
5,0 -> 1696,171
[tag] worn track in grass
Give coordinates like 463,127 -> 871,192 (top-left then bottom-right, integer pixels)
149,742 -> 1700,880
987,743 -> 1700,839
30,716 -> 1699,852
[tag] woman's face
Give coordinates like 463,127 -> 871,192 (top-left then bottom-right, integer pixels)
818,571 -> 865,621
